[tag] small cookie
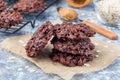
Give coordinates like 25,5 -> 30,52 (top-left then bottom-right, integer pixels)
25,21 -> 54,57
13,0 -> 47,13
51,36 -> 95,55
54,22 -> 96,40
0,0 -> 7,12
50,49 -> 94,67
0,10 -> 23,28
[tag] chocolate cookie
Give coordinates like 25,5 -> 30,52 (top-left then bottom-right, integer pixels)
0,0 -> 7,12
50,49 -> 94,67
51,36 -> 95,55
0,10 -> 23,28
54,22 -> 96,40
13,0 -> 47,13
25,21 -> 54,57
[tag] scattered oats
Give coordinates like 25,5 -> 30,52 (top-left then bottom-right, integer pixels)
96,0 -> 120,24
107,40 -> 112,43
18,40 -> 24,44
90,20 -> 98,23
18,68 -> 23,71
23,44 -> 26,47
96,50 -> 101,53
8,28 -> 12,31
25,66 -> 29,69
7,60 -> 14,63
84,63 -> 91,67
95,55 -> 99,58
81,13 -> 85,16
53,19 -> 62,24
35,23 -> 39,27
29,69 -> 36,73
8,57 -> 15,60
104,45 -> 108,48
7,57 -> 16,63
94,43 -> 99,46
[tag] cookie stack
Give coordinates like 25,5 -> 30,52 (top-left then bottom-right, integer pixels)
50,22 -> 96,67
25,21 -> 96,67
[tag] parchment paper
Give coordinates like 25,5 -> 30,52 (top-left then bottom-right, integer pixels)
0,34 -> 120,80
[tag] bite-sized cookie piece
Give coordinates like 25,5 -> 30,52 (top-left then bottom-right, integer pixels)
25,21 -> 54,57
0,10 -> 23,28
51,36 -> 95,55
13,0 -> 47,13
50,49 -> 94,67
54,22 -> 96,40
0,0 -> 7,12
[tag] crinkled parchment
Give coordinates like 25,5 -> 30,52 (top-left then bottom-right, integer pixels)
0,34 -> 120,80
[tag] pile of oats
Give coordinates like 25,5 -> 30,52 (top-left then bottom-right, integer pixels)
96,0 -> 120,24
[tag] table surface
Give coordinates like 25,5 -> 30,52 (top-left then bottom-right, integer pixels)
0,0 -> 120,80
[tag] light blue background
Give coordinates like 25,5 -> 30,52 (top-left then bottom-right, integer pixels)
0,0 -> 120,80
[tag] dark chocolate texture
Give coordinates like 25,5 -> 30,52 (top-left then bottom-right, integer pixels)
0,0 -> 7,12
0,10 -> 23,28
25,21 -> 54,57
54,22 -> 96,40
13,0 -> 47,13
51,36 -> 95,55
50,49 -> 94,67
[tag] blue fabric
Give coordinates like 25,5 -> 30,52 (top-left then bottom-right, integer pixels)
0,0 -> 120,80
